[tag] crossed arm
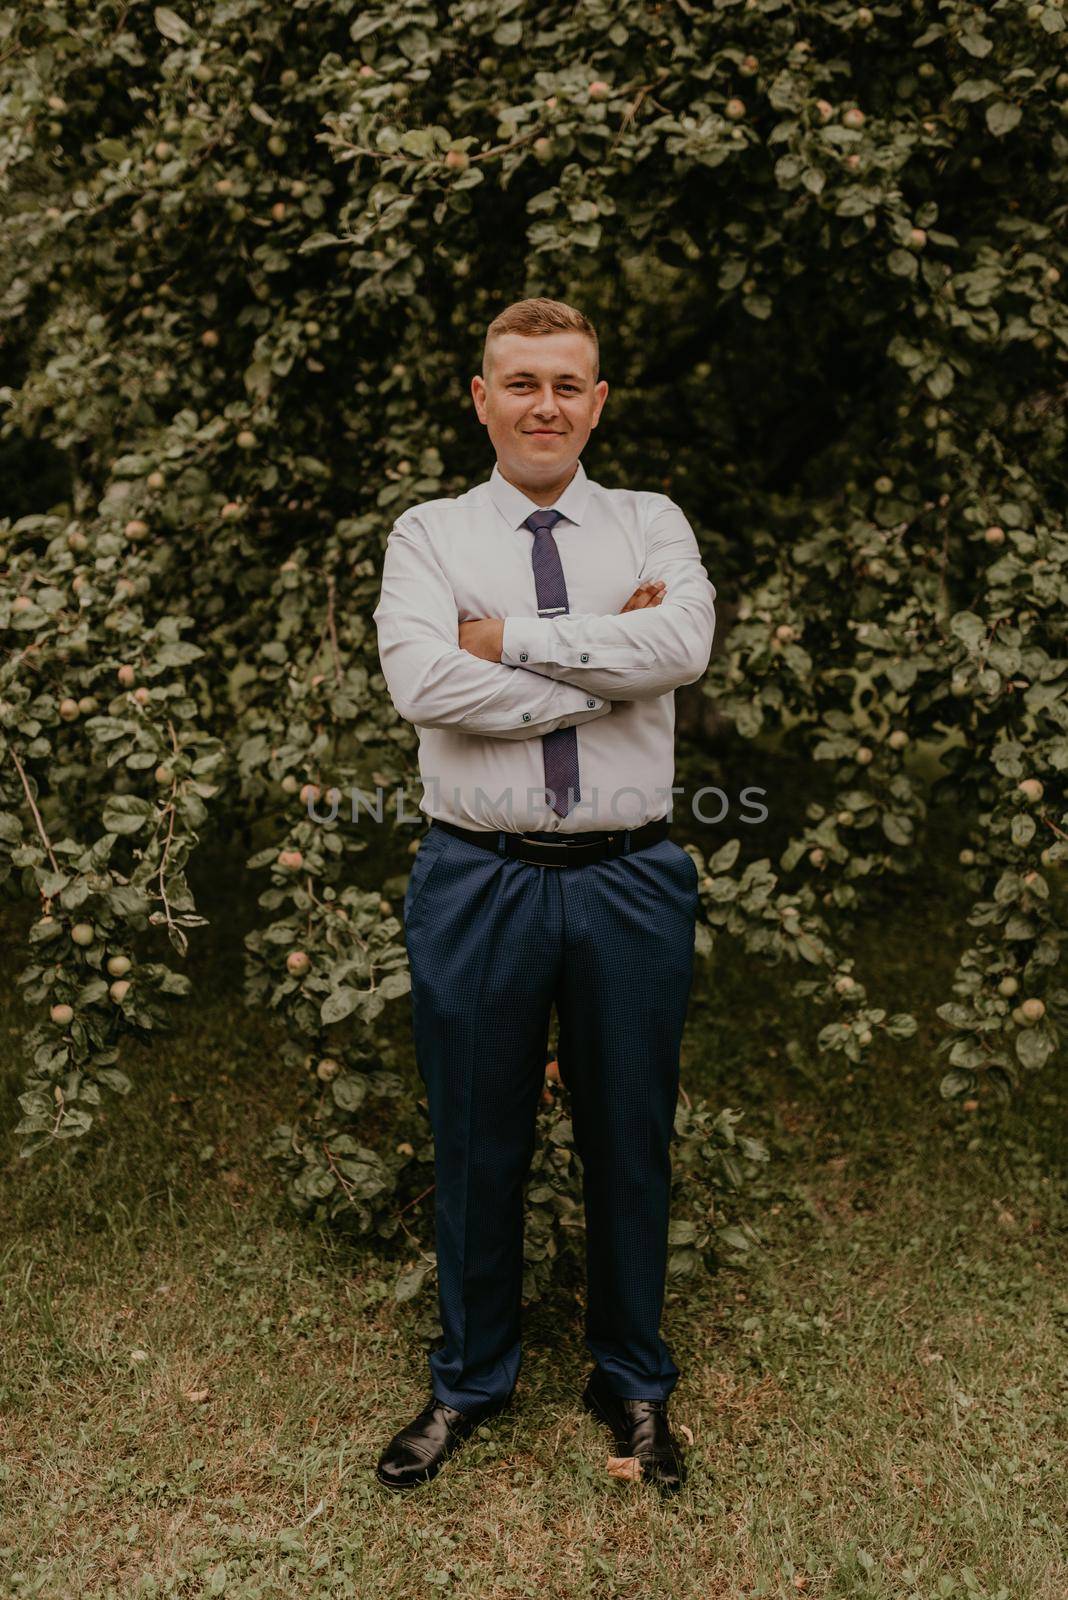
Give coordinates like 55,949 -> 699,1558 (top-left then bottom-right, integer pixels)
458,577 -> 667,667
372,502 -> 717,740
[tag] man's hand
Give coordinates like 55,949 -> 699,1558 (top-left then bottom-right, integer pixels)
620,580 -> 665,612
458,617 -> 505,662
457,582 -> 664,661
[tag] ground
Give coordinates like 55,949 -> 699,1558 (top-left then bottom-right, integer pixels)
0,758 -> 1063,1599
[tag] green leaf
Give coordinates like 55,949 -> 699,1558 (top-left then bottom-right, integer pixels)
959,31 -> 993,58
950,611 -> 986,650
882,813 -> 913,846
992,740 -> 1025,778
885,1013 -> 918,1038
885,659 -> 917,692
109,884 -> 151,918
719,258 -> 746,291
926,362 -> 955,398
667,1247 -> 699,1278
717,1226 -> 751,1253
733,700 -> 763,738
939,1003 -> 978,1030
709,838 -> 741,873
298,232 -> 345,254
349,15 -> 385,41
35,867 -> 70,898
101,795 -> 154,835
888,336 -> 924,368
321,988 -> 359,1025
394,1262 -> 430,1302
952,79 -> 998,103
377,971 -> 411,1001
96,1068 -> 133,1095
398,128 -> 436,159
244,360 -> 272,399
888,249 -> 918,279
986,101 -> 1022,138
332,1073 -> 368,1112
1015,1027 -> 1053,1071
155,641 -> 205,667
298,1167 -> 336,1201
154,6 -> 192,43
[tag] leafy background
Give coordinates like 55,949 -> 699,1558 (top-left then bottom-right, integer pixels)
1,0 -> 1065,1301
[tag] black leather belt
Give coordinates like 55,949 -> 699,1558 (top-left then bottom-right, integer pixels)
429,816 -> 670,867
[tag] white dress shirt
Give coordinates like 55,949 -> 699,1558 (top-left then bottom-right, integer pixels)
371,458 -> 718,833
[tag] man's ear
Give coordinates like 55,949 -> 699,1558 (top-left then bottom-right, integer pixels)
591,378 -> 609,427
471,373 -> 487,421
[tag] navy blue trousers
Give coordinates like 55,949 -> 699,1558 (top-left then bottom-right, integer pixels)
403,821 -> 700,1412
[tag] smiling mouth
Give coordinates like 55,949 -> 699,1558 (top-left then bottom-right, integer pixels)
525,430 -> 563,435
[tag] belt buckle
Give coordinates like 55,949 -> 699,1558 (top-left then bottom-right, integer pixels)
518,834 -> 568,862
518,831 -> 620,861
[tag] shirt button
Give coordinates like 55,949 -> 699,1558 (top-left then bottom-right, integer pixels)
586,699 -> 596,708
580,652 -> 589,663
519,652 -> 528,662
522,712 -> 531,722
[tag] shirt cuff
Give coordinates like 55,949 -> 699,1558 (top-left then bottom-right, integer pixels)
501,616 -> 556,669
502,614 -> 657,673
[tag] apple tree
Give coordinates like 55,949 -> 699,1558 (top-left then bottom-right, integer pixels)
1,1 -> 1064,1292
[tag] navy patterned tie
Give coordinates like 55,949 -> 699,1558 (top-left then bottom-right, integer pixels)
523,508 -> 580,818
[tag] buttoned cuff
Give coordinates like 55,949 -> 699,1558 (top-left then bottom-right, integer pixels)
502,615 -> 656,673
501,617 -> 557,669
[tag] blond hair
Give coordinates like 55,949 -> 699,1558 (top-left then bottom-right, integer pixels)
483,297 -> 599,384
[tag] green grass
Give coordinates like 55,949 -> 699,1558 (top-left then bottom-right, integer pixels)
0,790 -> 1064,1599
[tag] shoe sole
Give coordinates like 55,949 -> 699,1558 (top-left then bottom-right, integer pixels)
377,1461 -> 440,1491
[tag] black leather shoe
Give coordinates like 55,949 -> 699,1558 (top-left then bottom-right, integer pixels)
581,1366 -> 688,1495
376,1392 -> 512,1490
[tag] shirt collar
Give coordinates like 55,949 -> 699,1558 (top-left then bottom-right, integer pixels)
488,458 -> 591,530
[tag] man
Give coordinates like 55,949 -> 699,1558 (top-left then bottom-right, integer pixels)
371,297 -> 717,1495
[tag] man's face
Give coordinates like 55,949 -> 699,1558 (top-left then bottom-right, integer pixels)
471,331 -> 609,487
